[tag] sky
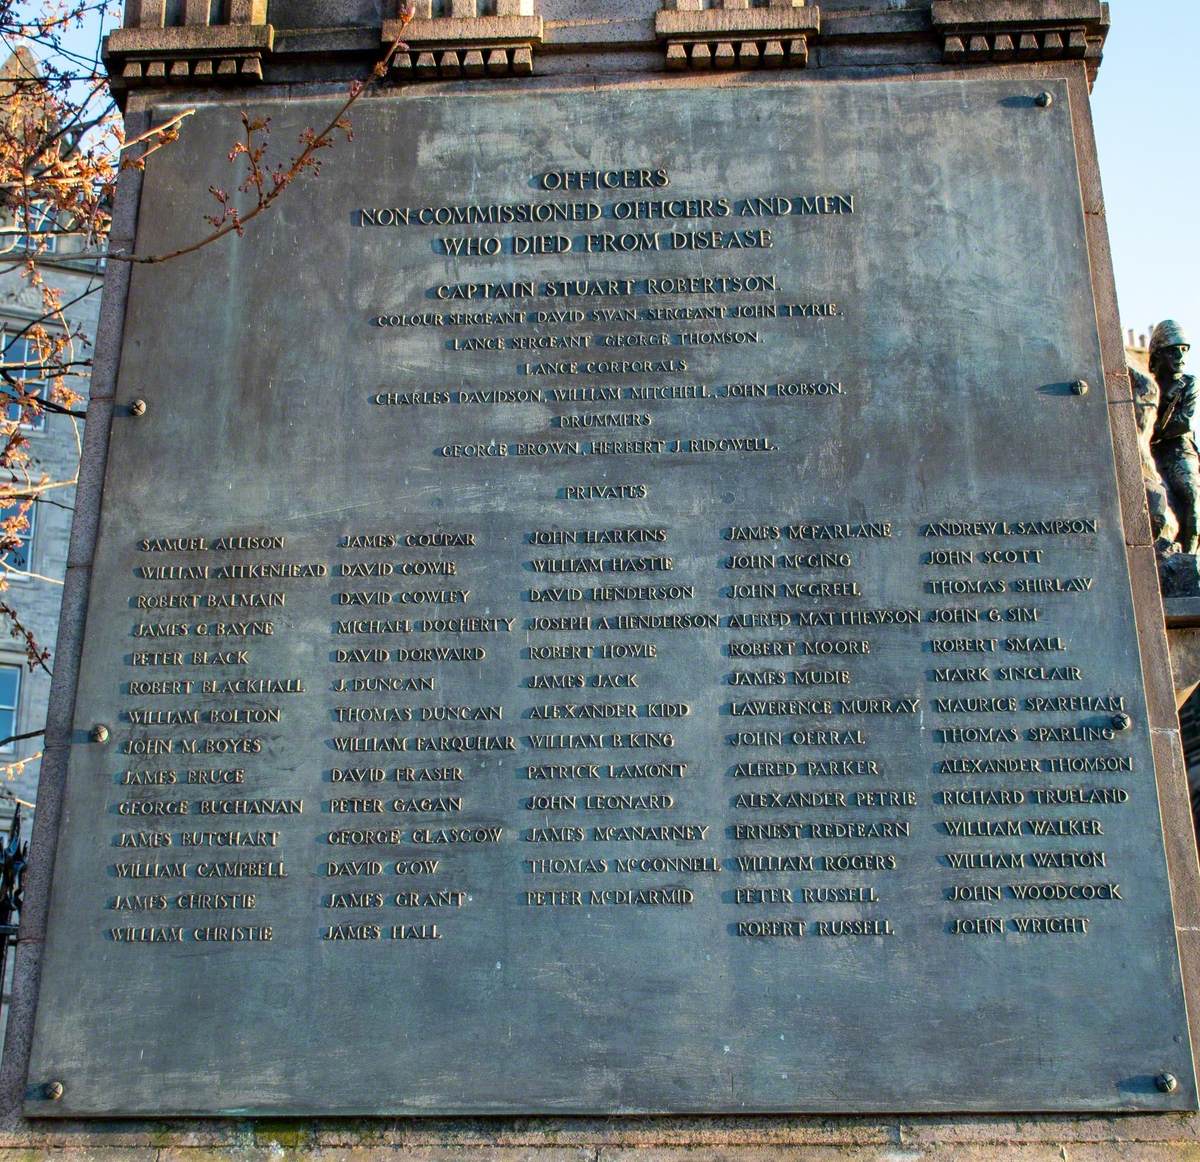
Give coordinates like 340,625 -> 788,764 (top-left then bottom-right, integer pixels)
1092,0 -> 1200,346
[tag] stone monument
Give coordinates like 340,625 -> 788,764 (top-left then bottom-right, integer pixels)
5,0 -> 1200,1158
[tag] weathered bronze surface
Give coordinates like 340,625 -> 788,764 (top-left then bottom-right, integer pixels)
24,81 -> 1196,1116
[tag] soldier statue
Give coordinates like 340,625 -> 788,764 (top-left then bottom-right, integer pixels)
1132,363 -> 1179,555
1149,320 -> 1198,554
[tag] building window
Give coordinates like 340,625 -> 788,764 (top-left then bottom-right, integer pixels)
0,666 -> 20,752
13,203 -> 58,255
1,332 -> 47,431
0,499 -> 35,574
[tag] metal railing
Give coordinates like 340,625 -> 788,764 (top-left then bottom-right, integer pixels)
0,805 -> 27,1016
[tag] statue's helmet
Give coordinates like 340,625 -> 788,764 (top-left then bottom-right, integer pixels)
1150,319 -> 1190,357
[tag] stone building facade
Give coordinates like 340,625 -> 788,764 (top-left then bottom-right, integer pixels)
0,53 -> 101,829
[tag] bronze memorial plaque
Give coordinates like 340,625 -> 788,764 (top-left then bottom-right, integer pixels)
25,80 -> 1197,1115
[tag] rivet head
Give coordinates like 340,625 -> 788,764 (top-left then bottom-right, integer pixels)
44,1081 -> 63,1101
1071,379 -> 1089,396
1157,1072 -> 1179,1093
129,399 -> 148,417
1112,713 -> 1132,732
1035,91 -> 1053,107
90,724 -> 110,744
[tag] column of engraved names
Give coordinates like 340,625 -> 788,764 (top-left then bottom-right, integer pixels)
324,529 -> 513,943
725,520 -> 918,940
362,167 -> 857,927
114,533 -> 316,945
522,522 -> 717,911
923,518 -> 1133,939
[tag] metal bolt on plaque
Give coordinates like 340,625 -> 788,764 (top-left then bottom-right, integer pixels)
1035,91 -> 1053,108
43,1082 -> 63,1101
1071,379 -> 1090,396
89,724 -> 109,744
1112,713 -> 1132,731
1157,1073 -> 1179,1094
129,399 -> 147,417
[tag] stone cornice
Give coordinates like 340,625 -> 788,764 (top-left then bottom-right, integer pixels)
655,2 -> 820,72
101,0 -> 1117,95
104,2 -> 272,101
930,0 -> 1109,79
380,12 -> 544,81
